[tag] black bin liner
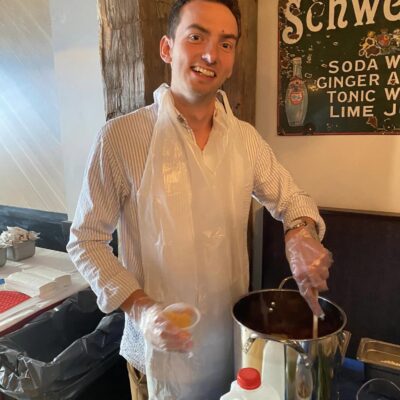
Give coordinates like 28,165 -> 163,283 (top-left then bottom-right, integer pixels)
0,289 -> 124,400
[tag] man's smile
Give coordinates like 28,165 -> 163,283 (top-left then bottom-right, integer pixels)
191,66 -> 216,78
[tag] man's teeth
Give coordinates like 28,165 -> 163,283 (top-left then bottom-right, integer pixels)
193,66 -> 215,77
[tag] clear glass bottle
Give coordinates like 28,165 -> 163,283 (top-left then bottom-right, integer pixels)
285,57 -> 308,127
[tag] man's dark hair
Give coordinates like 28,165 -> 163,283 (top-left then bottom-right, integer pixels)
167,0 -> 241,39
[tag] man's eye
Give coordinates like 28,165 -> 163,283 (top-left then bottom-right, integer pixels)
188,34 -> 201,41
221,42 -> 234,50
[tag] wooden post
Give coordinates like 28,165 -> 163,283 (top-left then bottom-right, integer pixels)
98,0 -> 173,120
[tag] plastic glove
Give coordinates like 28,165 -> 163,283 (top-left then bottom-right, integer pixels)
285,222 -> 333,317
127,295 -> 193,352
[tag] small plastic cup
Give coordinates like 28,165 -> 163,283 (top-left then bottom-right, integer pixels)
162,302 -> 201,331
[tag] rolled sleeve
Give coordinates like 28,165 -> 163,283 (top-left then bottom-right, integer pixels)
281,196 -> 326,240
251,131 -> 326,240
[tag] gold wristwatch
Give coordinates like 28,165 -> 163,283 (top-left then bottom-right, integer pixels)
284,219 -> 308,235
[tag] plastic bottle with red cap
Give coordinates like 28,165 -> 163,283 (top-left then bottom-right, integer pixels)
220,367 -> 281,399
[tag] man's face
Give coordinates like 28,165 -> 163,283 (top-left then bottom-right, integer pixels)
160,0 -> 238,104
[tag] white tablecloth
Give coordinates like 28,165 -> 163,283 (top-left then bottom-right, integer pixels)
0,247 -> 89,334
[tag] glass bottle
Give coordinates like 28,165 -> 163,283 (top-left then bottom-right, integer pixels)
285,57 -> 308,127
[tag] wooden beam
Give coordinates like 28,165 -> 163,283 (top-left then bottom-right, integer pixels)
98,0 -> 172,120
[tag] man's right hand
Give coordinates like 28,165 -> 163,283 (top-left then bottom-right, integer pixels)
285,220 -> 333,317
121,290 -> 193,352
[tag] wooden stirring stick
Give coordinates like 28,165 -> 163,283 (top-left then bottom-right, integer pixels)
313,314 -> 318,339
312,288 -> 319,339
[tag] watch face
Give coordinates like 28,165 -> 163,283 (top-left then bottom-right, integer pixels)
294,220 -> 307,228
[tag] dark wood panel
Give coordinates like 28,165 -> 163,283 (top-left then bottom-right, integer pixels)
261,208 -> 400,358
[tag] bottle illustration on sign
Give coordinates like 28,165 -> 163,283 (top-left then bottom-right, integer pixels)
285,57 -> 308,127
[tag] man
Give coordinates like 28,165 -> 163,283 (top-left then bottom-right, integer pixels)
67,0 -> 332,399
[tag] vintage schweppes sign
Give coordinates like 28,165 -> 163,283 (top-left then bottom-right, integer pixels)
282,0 -> 400,44
278,0 -> 400,135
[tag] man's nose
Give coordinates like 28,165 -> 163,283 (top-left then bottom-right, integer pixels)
201,43 -> 218,64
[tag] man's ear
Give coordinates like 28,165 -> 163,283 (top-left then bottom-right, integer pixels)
160,35 -> 173,63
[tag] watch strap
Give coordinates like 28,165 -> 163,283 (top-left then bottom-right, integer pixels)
284,219 -> 308,235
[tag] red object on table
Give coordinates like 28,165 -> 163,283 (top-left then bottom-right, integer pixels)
0,290 -> 31,313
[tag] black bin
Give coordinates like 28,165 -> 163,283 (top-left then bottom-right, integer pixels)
0,289 -> 125,400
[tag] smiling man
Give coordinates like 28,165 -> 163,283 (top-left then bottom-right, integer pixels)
162,1 -> 238,104
159,0 -> 240,150
68,1 -> 332,399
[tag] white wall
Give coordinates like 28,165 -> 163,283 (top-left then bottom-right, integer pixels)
0,0 -> 66,212
50,0 -> 105,219
0,0 -> 104,219
257,1 -> 400,214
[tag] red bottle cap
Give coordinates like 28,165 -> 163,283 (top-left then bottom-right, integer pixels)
237,368 -> 261,390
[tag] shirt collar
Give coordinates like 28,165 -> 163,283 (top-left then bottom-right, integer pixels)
175,99 -> 228,138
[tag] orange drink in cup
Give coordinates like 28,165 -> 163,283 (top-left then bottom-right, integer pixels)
162,303 -> 200,330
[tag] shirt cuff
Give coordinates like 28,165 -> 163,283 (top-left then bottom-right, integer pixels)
283,206 -> 326,241
96,269 -> 142,313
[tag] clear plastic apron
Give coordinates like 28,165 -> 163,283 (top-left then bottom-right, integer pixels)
137,85 -> 252,399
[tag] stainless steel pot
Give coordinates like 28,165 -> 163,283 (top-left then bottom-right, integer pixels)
232,288 -> 351,400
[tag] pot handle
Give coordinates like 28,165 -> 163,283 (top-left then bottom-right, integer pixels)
242,334 -> 258,354
282,339 -> 312,368
278,276 -> 296,289
243,334 -> 311,368
338,330 -> 352,360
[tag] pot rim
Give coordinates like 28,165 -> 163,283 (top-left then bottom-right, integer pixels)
232,288 -> 348,342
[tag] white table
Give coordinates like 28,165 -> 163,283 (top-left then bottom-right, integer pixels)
0,247 -> 89,334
